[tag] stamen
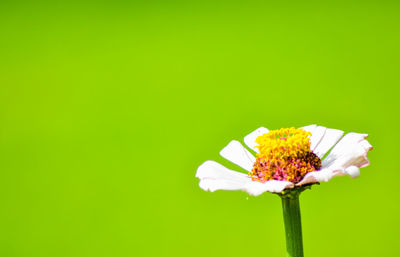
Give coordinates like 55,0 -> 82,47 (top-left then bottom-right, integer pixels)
249,128 -> 321,183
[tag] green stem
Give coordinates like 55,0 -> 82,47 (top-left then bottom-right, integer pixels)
281,191 -> 304,257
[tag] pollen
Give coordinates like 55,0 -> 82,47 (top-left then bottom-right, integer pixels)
249,127 -> 321,184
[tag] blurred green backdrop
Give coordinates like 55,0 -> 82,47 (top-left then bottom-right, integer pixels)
0,1 -> 399,257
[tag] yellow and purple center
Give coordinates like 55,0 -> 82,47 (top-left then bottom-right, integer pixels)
250,127 -> 321,184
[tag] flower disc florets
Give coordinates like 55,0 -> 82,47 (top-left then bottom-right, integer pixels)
250,127 -> 321,183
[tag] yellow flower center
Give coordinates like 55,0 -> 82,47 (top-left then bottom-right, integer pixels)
249,127 -> 321,183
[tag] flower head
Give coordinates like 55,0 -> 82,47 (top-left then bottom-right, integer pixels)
251,127 -> 321,183
196,125 -> 373,196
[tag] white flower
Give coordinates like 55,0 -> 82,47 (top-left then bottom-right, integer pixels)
195,125 -> 373,196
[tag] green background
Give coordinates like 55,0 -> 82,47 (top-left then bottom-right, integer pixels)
0,1 -> 399,256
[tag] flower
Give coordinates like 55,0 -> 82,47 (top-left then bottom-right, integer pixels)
195,125 -> 373,196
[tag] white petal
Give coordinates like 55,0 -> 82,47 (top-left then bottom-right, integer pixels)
325,141 -> 372,171
296,167 -> 344,186
359,140 -> 373,151
322,133 -> 372,168
196,160 -> 248,181
220,140 -> 256,172
344,166 -> 360,178
196,161 -> 250,192
313,128 -> 344,158
297,165 -> 361,186
309,126 -> 327,151
196,161 -> 293,195
199,179 -> 246,192
244,127 -> 269,153
300,124 -> 317,133
297,168 -> 330,185
245,180 -> 294,196
297,133 -> 372,185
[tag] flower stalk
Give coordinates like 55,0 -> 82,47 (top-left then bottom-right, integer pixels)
279,186 -> 312,257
